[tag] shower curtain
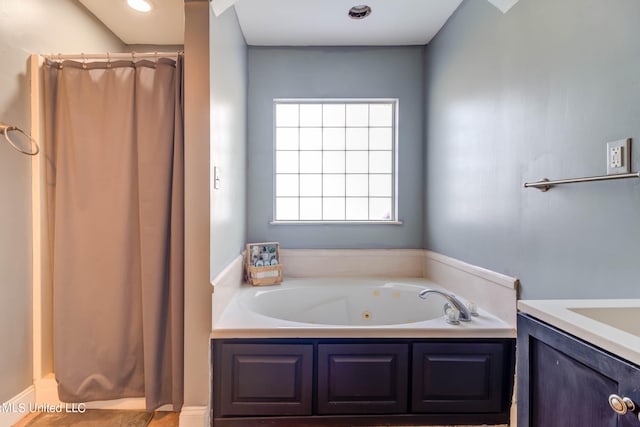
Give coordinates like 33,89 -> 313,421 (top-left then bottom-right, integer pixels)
43,55 -> 184,411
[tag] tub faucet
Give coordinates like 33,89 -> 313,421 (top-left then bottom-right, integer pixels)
418,289 -> 472,322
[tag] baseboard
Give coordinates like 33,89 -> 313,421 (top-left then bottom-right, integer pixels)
0,385 -> 35,426
35,374 -> 172,411
179,406 -> 208,427
34,375 -> 59,406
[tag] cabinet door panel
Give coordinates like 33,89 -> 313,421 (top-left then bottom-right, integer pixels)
531,339 -> 616,427
217,343 -> 313,416
412,342 -> 507,413
317,343 -> 408,414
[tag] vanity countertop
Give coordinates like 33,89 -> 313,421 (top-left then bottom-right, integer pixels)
518,299 -> 640,366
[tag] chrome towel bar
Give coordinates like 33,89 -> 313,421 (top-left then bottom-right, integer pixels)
524,172 -> 640,192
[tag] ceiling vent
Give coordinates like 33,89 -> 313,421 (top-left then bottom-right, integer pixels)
348,5 -> 372,20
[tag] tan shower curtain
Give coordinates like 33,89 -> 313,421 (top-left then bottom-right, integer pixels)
43,56 -> 184,411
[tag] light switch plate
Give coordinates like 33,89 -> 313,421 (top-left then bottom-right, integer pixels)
213,166 -> 221,189
606,138 -> 631,175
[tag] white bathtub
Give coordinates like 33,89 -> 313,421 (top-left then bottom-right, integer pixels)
212,277 -> 515,339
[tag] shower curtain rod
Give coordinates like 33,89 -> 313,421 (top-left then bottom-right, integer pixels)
42,51 -> 182,61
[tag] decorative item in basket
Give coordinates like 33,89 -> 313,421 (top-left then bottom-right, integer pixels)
245,242 -> 283,286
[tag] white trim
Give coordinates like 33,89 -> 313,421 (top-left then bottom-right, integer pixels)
31,54 -> 54,381
274,97 -> 398,103
34,375 -> 59,406
211,0 -> 237,17
279,248 -> 424,259
211,254 -> 244,328
487,0 -> 520,13
30,54 -> 44,381
279,248 -> 425,278
270,220 -> 403,225
273,98 -> 399,223
210,254 -> 244,290
179,406 -> 209,427
422,251 -> 518,327
423,250 -> 519,291
0,385 -> 35,426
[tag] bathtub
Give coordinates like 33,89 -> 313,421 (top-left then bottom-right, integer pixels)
212,277 -> 516,426
212,277 -> 514,338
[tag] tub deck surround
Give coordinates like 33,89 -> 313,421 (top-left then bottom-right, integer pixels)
210,249 -> 519,332
211,254 -> 244,327
212,277 -> 514,339
278,248 -> 425,278
422,250 -> 519,327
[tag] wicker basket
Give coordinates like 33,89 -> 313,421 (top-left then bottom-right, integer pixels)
245,242 -> 283,286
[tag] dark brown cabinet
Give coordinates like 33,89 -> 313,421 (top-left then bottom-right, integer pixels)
518,313 -> 640,427
216,343 -> 313,416
213,338 -> 514,426
317,343 -> 408,414
412,342 -> 509,413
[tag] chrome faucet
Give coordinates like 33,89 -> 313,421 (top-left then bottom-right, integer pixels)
418,289 -> 472,322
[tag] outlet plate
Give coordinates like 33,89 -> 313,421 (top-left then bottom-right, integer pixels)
606,138 -> 631,175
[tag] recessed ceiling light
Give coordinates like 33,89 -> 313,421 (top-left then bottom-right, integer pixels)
127,0 -> 153,13
348,5 -> 372,20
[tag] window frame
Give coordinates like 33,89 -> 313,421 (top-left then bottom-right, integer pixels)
270,98 -> 401,225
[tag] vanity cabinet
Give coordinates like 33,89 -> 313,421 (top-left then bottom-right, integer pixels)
518,313 -> 640,427
213,338 -> 514,426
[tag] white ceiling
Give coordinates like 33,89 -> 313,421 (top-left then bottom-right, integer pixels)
77,0 -> 466,47
234,0 -> 464,46
77,0 -> 185,45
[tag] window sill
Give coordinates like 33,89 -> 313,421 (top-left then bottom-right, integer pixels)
269,220 -> 403,225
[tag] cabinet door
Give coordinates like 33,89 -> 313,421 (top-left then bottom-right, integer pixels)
518,314 -> 640,427
530,338 -> 616,427
216,343 -> 313,416
317,343 -> 408,414
412,342 -> 509,413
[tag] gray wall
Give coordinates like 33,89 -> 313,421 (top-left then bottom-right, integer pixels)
424,0 -> 640,299
247,47 -> 424,248
210,7 -> 247,278
0,0 -> 123,404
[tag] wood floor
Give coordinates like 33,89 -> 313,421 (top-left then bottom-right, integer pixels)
13,410 -> 179,427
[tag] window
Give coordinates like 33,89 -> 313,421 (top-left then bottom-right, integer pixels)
273,99 -> 398,222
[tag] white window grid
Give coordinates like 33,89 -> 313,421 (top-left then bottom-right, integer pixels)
273,99 -> 399,223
